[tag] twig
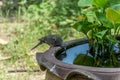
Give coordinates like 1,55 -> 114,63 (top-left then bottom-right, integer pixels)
8,69 -> 40,73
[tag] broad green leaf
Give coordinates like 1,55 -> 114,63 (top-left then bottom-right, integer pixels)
78,0 -> 93,7
108,0 -> 120,7
111,4 -> 120,10
106,8 -> 120,24
81,7 -> 97,23
87,30 -> 93,39
93,0 -> 108,8
95,30 -> 108,39
96,12 -> 114,28
72,22 -> 83,32
72,21 -> 93,36
111,4 -> 120,13
86,10 -> 97,23
107,35 -> 119,43
73,54 -> 94,66
112,54 -> 118,66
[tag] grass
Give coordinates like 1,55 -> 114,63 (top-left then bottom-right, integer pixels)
0,15 -> 83,80
0,18 -> 46,80
0,1 -> 84,79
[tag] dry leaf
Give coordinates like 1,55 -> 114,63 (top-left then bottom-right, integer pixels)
0,55 -> 11,61
0,38 -> 8,45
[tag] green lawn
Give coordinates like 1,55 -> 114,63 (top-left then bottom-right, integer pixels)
0,1 -> 83,79
0,17 -> 82,80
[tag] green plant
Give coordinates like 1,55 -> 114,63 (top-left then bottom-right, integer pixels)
21,0 -> 81,39
73,0 -> 120,67
1,0 -> 42,16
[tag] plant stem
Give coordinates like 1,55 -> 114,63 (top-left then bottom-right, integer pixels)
116,26 -> 120,36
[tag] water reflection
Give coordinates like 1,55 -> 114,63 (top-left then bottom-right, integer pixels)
59,43 -> 89,64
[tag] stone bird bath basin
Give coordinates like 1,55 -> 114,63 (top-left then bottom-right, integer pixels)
36,38 -> 120,80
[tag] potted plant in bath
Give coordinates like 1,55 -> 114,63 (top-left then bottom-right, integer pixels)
35,0 -> 120,80
73,0 -> 120,68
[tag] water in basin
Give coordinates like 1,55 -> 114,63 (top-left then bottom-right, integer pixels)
56,43 -> 120,65
57,43 -> 89,64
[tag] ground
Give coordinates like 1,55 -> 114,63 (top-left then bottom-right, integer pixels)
0,18 -> 46,80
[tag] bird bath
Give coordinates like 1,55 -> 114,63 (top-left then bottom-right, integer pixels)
36,38 -> 120,80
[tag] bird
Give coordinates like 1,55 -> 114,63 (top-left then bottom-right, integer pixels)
31,34 -> 66,51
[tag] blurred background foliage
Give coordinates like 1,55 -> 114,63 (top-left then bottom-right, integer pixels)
0,0 -> 82,62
